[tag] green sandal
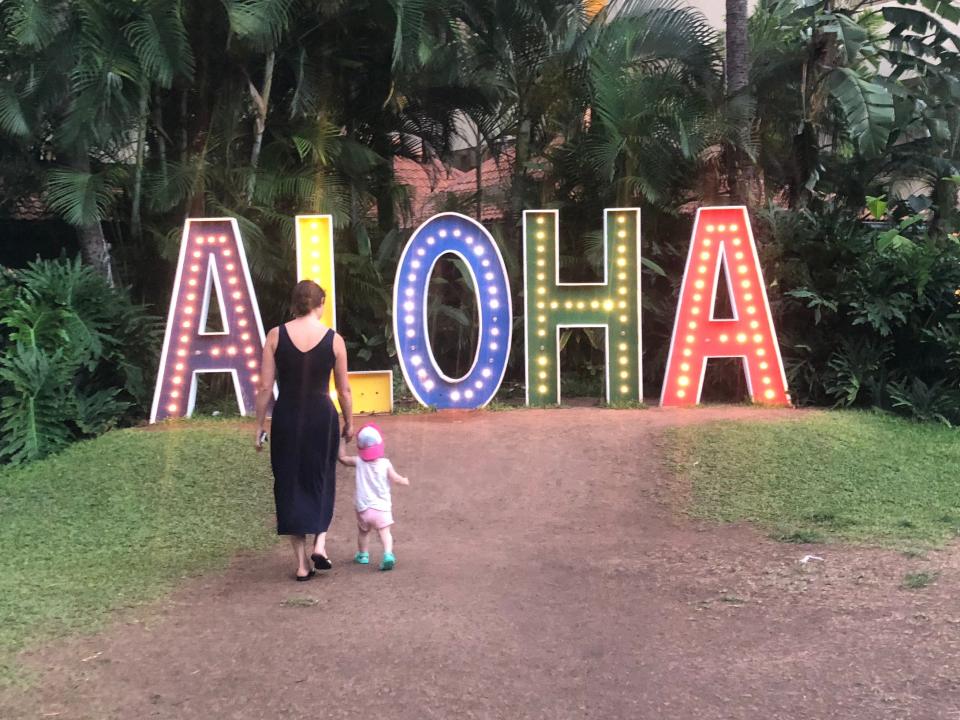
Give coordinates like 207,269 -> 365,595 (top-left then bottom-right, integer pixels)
354,551 -> 370,565
379,553 -> 395,571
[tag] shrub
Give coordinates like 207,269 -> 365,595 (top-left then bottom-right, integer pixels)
0,258 -> 161,463
764,199 -> 960,425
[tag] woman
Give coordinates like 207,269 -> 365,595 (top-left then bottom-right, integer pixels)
255,280 -> 354,580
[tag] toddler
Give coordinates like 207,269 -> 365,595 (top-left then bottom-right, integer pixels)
338,423 -> 409,570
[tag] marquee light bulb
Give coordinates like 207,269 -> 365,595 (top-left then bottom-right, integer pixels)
450,390 -> 461,401
411,260 -> 421,269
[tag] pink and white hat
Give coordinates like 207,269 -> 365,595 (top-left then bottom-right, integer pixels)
356,423 -> 385,461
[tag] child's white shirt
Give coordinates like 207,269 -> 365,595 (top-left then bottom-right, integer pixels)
355,457 -> 393,512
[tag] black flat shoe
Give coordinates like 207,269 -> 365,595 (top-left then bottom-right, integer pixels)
311,553 -> 332,570
295,570 -> 316,582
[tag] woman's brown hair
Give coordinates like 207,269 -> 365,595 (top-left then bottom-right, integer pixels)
290,280 -> 326,317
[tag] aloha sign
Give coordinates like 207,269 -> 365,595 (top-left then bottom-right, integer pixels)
149,207 -> 789,421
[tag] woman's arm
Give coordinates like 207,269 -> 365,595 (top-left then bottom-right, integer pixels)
332,332 -> 354,441
255,327 -> 279,448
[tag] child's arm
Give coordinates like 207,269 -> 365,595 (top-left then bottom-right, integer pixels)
338,444 -> 357,467
386,462 -> 409,486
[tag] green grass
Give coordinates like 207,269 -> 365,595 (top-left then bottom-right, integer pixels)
902,571 -> 938,590
671,411 -> 960,546
0,422 -> 274,681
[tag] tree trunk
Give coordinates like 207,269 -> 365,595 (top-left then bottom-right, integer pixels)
131,85 -> 149,243
475,142 -> 483,221
246,50 -> 276,203
725,0 -> 749,97
725,0 -> 756,205
71,153 -> 115,286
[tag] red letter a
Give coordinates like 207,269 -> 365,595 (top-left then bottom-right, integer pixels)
660,207 -> 789,407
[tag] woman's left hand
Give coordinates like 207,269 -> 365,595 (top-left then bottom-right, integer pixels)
341,421 -> 354,442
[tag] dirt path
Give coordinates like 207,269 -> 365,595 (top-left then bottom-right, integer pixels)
3,407 -> 959,719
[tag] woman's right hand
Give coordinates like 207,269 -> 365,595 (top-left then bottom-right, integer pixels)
341,421 -> 354,442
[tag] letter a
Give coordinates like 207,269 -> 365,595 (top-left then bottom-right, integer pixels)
150,218 -> 267,422
660,207 -> 789,407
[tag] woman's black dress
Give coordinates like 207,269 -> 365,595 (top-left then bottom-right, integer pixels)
271,324 -> 340,535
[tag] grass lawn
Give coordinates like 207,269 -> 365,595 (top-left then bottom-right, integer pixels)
0,421 -> 274,682
671,411 -> 960,547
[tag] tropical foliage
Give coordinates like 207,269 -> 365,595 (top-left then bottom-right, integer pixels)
0,259 -> 159,463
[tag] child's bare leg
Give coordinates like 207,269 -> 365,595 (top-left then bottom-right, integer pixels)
357,527 -> 371,553
377,526 -> 394,555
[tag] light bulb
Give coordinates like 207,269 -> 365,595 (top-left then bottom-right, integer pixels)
411,355 -> 422,366
719,334 -> 729,342
764,389 -> 775,400
538,356 -> 548,367
464,389 -> 474,399
678,376 -> 690,387
482,368 -> 492,378
424,380 -> 435,391
700,251 -> 710,261
538,384 -> 547,394
411,260 -> 421,269
677,389 -> 686,399
167,403 -> 178,413
450,390 -> 460,401
737,333 -> 747,344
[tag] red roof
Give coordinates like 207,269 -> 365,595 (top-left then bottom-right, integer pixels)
393,150 -> 514,227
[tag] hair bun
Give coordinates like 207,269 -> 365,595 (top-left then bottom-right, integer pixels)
291,280 -> 326,317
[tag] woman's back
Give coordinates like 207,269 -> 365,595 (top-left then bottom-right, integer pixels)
274,322 -> 335,404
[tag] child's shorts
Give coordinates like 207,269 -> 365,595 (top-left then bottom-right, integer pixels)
356,507 -> 394,532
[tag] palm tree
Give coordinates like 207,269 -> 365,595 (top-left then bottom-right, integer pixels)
0,0 -> 194,285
